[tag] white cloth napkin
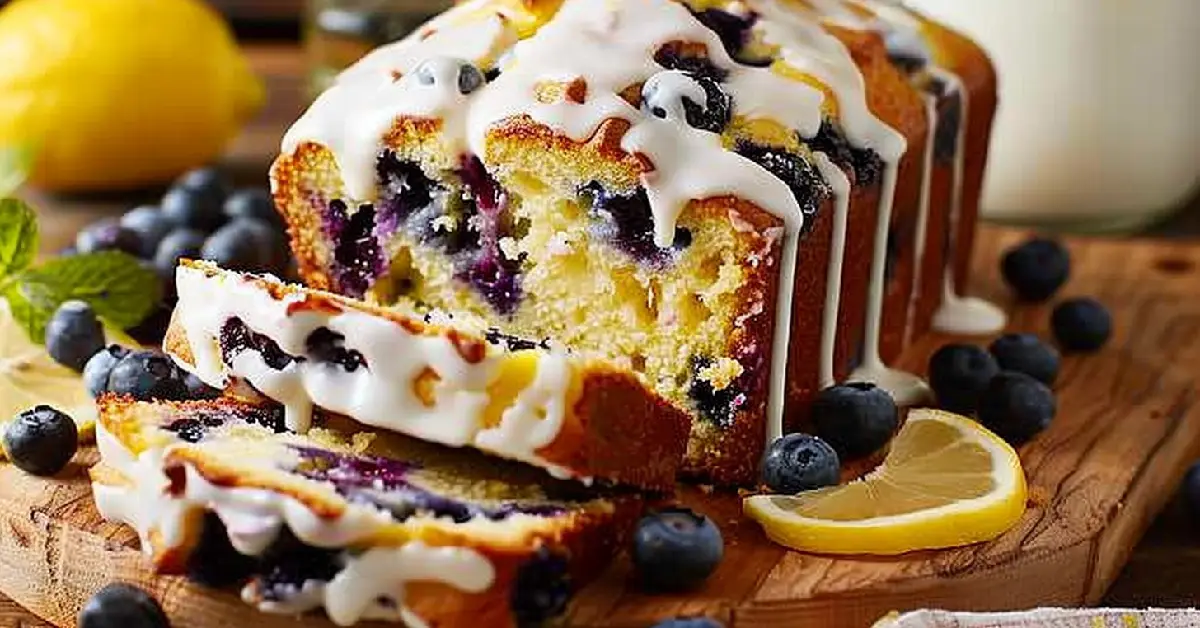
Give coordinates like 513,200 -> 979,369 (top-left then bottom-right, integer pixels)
874,609 -> 1200,627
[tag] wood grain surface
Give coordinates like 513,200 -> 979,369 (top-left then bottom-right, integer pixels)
7,44 -> 1199,628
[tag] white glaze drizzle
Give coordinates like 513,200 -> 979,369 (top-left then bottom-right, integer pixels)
283,5 -> 518,200
845,161 -> 930,405
92,423 -> 497,628
842,1 -> 1006,336
248,543 -> 494,628
928,70 -> 1006,335
904,92 -> 939,345
171,265 -> 577,480
748,0 -> 915,410
813,153 -> 851,389
475,350 -> 572,462
749,0 -> 907,160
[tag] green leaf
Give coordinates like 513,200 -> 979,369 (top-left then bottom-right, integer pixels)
0,198 -> 37,279
2,281 -> 42,341
6,251 -> 162,342
0,144 -> 36,197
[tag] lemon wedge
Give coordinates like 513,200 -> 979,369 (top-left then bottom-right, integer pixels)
0,299 -> 97,447
744,409 -> 1027,555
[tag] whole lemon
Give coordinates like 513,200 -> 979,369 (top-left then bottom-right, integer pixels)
0,0 -> 264,191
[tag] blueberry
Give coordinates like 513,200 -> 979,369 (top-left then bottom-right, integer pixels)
149,261 -> 178,304
107,350 -> 187,401
632,507 -> 723,592
201,218 -> 277,273
1051,297 -> 1112,353
305,328 -> 366,372
412,58 -> 485,95
1183,462 -> 1200,522
457,63 -> 485,94
223,188 -> 281,226
1001,237 -> 1070,302
162,186 -> 225,233
691,8 -> 758,64
583,183 -> 690,266
78,582 -> 169,628
325,200 -> 385,298
988,333 -> 1060,385
119,206 -> 173,258
458,255 -> 522,316
641,71 -> 731,134
186,512 -> 258,587
44,300 -> 105,372
734,142 -> 828,234
653,43 -> 729,81
174,166 -> 231,205
182,372 -> 220,400
247,220 -> 291,276
154,228 -> 206,274
928,344 -> 1001,415
808,120 -> 883,187
978,371 -> 1056,445
510,547 -> 572,625
651,618 -> 724,628
125,305 -> 173,347
810,382 -> 899,459
3,405 -> 78,476
76,219 -> 141,256
83,345 -> 132,398
58,245 -> 78,257
759,433 -> 840,494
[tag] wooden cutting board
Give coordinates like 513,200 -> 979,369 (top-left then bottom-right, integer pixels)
1,228 -> 1198,628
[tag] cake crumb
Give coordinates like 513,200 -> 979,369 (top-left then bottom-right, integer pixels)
546,232 -> 574,256
431,214 -> 458,234
350,432 -> 376,454
697,357 -> 744,391
499,236 -> 522,261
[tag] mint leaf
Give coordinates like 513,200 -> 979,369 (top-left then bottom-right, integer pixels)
6,251 -> 161,342
1,281 -> 42,341
0,144 -> 35,197
0,198 -> 37,279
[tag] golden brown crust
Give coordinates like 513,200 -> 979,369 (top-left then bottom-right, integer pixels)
167,261 -> 689,491
270,142 -> 341,294
483,115 -> 644,194
920,20 -> 998,294
829,25 -> 930,364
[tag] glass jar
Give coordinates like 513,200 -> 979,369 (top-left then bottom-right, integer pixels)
305,0 -> 452,95
906,0 -> 1200,232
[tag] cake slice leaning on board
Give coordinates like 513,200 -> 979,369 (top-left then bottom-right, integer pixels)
163,260 -> 690,491
268,0 -> 1004,484
91,396 -> 642,627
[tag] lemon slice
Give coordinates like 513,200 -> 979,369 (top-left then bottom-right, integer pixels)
0,299 -> 97,448
744,409 -> 1028,555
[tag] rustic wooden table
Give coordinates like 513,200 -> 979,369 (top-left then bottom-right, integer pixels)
8,44 -> 1199,627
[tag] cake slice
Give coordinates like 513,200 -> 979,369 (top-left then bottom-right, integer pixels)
164,259 -> 689,491
91,395 -> 641,627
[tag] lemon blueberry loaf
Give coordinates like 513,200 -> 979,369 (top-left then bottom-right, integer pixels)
163,260 -> 690,490
270,0 -> 1002,483
91,396 -> 640,627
